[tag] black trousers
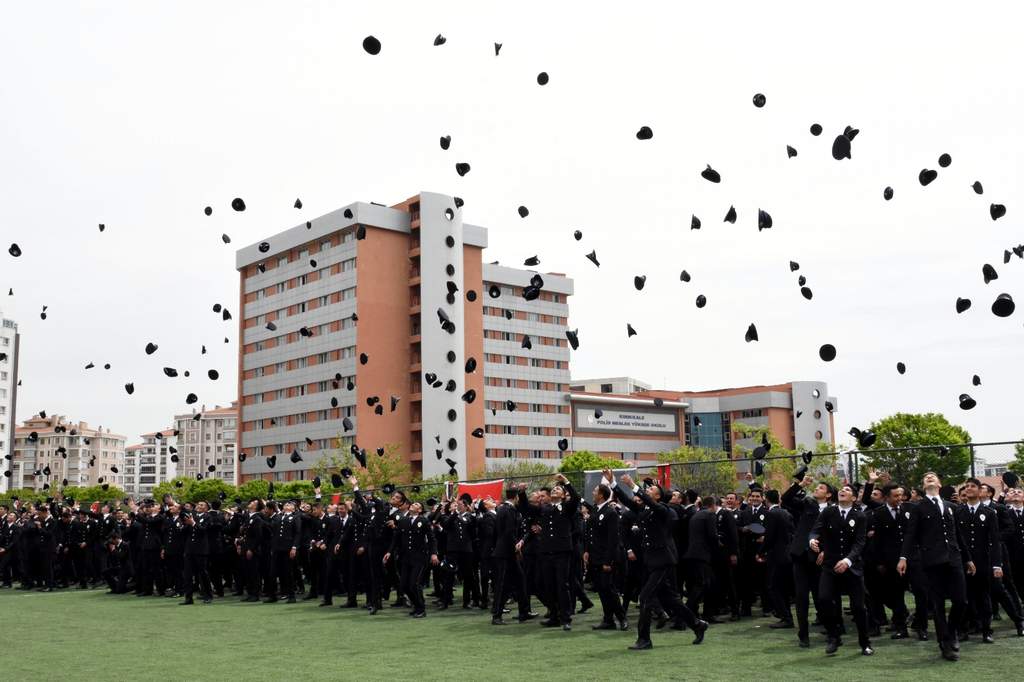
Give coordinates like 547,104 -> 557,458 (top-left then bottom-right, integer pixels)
480,556 -> 495,607
637,564 -> 697,642
591,562 -> 625,623
818,568 -> 870,647
137,549 -> 162,594
71,547 -> 91,586
270,550 -> 294,598
0,549 -> 16,585
347,549 -> 365,605
791,552 -> 821,639
183,553 -> 212,600
163,553 -> 184,595
541,552 -> 572,624
401,555 -> 427,613
739,552 -> 765,611
924,562 -> 967,648
208,550 -> 225,595
766,557 -> 794,622
875,563 -> 910,630
244,551 -> 261,597
492,555 -> 532,618
318,549 -> 336,602
685,559 -> 713,616
449,550 -> 480,606
306,547 -> 325,597
907,560 -> 930,631
365,544 -> 386,607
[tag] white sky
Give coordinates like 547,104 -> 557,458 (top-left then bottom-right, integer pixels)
1,1 -> 1021,463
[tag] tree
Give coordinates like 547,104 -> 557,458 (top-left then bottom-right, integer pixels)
1008,440 -> 1024,476
558,450 -> 622,474
60,484 -> 127,505
468,459 -> 556,481
657,446 -> 736,496
861,412 -> 972,486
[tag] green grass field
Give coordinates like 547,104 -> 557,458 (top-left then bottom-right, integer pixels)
0,587 -> 1020,680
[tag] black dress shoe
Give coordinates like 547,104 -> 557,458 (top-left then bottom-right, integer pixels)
492,618 -> 507,625
628,639 -> 653,650
692,620 -> 708,645
578,602 -> 593,614
891,630 -> 910,639
1017,621 -> 1024,637
769,620 -> 794,629
798,638 -> 810,648
368,607 -> 378,615
562,624 -> 571,632
861,646 -> 874,656
941,648 -> 960,662
518,612 -> 538,622
825,638 -> 840,655
618,618 -> 630,631
286,597 -> 296,604
411,611 -> 426,619
592,622 -> 617,631
917,630 -> 930,641
982,633 -> 995,644
540,619 -> 560,628
202,598 -> 212,604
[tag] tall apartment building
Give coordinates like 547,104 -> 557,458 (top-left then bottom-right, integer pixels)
568,379 -> 838,463
123,429 -> 178,498
172,403 -> 239,485
235,192 -> 573,482
10,415 -> 126,492
570,376 -> 651,395
0,312 -> 19,493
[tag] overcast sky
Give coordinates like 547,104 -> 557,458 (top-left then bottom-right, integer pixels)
1,1 -> 1020,463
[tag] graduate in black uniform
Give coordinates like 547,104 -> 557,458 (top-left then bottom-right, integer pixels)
782,474 -> 832,648
584,482 -> 626,631
490,487 -> 535,625
240,499 -> 266,602
604,468 -> 707,650
384,500 -> 438,617
898,471 -> 972,661
760,489 -> 794,628
267,500 -> 301,603
809,484 -> 873,656
180,501 -> 214,605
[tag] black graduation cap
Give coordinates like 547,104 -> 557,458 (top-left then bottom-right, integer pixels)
636,126 -> 653,140
786,145 -> 797,158
174,480 -> 183,488
231,198 -> 246,211
819,344 -> 836,362
634,275 -> 646,291
359,353 -> 369,365
517,205 -> 530,219
237,452 -> 245,462
465,357 -> 477,373
824,401 -> 834,412
362,35 -> 381,55
222,308 -> 231,321
145,342 -> 158,355
992,293 -> 1015,317
810,123 -> 822,135
956,297 -> 972,314
831,131 -> 852,160
752,92 -> 766,108
653,397 -> 664,408
445,379 -> 457,392
266,455 -> 277,469
1003,471 -> 1020,488
523,255 -> 540,267
471,428 -> 484,438
690,214 -> 701,230
971,181 -> 984,194
506,400 -> 517,411
753,460 -> 765,477
680,270 -> 692,282
919,169 -> 938,186
207,464 -> 216,473
171,454 -> 179,463
883,187 -> 894,201
557,438 -> 569,452
522,285 -> 540,301
935,153 -> 951,168
186,392 -> 198,405
455,162 -> 471,176
800,286 -> 813,300
162,367 -> 178,378
536,72 -> 549,85
8,243 -> 22,257
62,478 -> 69,487
959,393 -> 977,410
991,204 -> 1007,221
757,209 -> 772,231
982,264 -> 998,284
701,165 -> 721,183
124,382 -> 135,395
594,408 -> 604,419
896,361 -> 906,375
573,230 -> 583,241
695,294 -> 706,308
800,450 -> 814,465
626,323 -> 637,337
521,335 -> 532,349
222,234 -> 231,244
744,323 -> 758,342
461,389 -> 476,403
584,250 -> 600,268
374,404 -> 384,415
972,374 -> 981,386
565,329 -> 579,351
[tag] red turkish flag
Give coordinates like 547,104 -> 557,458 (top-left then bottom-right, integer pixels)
456,479 -> 504,502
